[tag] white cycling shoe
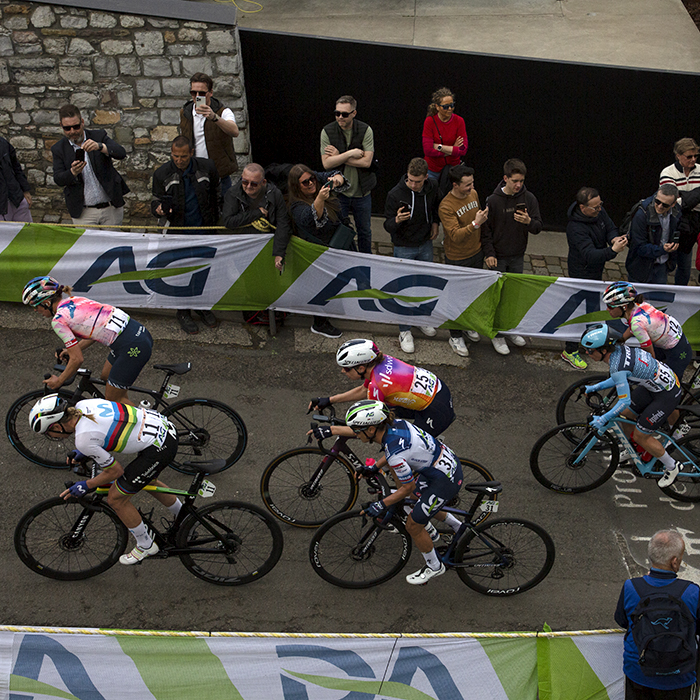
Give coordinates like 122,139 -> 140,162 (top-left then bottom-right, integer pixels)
406,562 -> 445,585
658,462 -> 682,488
119,541 -> 159,565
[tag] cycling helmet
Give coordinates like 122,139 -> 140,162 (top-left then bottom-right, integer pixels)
579,323 -> 622,352
602,281 -> 637,308
336,339 -> 379,368
22,276 -> 61,307
29,393 -> 68,434
345,400 -> 390,430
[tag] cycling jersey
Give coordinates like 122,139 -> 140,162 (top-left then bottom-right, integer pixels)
52,296 -> 130,349
624,302 -> 682,350
365,355 -> 439,411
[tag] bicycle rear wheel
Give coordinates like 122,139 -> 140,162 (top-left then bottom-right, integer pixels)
555,374 -> 612,425
449,458 -> 495,525
309,510 -> 412,589
163,398 -> 247,474
176,501 -> 283,585
6,389 -> 76,468
14,497 -> 128,580
261,447 -> 358,527
662,435 -> 700,502
530,422 -> 619,494
454,518 -> 555,596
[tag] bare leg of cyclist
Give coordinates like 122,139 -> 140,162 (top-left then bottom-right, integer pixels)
105,384 -> 134,406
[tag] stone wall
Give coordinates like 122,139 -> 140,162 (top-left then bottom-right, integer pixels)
0,0 -> 248,223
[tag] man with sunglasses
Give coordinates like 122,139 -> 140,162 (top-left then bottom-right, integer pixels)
51,104 -> 129,226
625,184 -> 682,285
320,95 -> 376,254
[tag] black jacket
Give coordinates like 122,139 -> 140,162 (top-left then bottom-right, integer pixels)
566,202 -> 619,280
383,176 -> 440,247
0,136 -> 30,215
51,129 -> 129,218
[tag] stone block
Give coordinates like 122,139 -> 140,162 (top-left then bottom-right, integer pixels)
30,5 -> 54,27
60,16 -> 87,29
58,65 -> 92,84
67,37 -> 93,54
11,111 -> 30,125
101,40 -> 132,55
5,16 -> 28,29
117,90 -> 133,108
233,133 -> 248,154
120,16 -> 145,28
18,95 -> 37,110
89,12 -> 116,28
182,56 -> 211,76
16,44 -> 42,55
32,109 -> 55,125
70,92 -> 98,109
137,99 -> 155,109
163,30 -> 176,44
150,124 -> 177,142
134,30 -> 164,56
40,29 -> 76,37
156,98 -> 182,108
129,200 -> 150,218
212,75 -> 241,98
43,37 -> 66,54
206,30 -> 234,54
147,18 -> 178,29
0,36 -> 12,56
161,77 -> 188,96
114,126 -> 132,143
133,136 -> 150,146
92,109 -> 120,125
12,67 -> 59,86
0,96 -> 16,110
4,5 -> 31,14
177,28 -> 202,42
92,55 -> 118,77
135,79 -> 160,98
133,127 -> 148,138
0,113 -> 10,126
19,86 -> 45,94
183,22 -> 207,29
118,56 -> 141,76
12,30 -> 39,43
142,57 -> 171,77
166,43 -> 202,57
16,148 -> 40,163
215,55 -> 239,74
160,108 -> 179,125
121,109 -> 157,127
10,135 -> 35,149
27,168 -> 45,184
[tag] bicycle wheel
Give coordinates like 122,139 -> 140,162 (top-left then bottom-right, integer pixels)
163,398 -> 247,474
14,497 -> 128,580
261,447 -> 359,527
555,374 -> 612,425
530,422 -> 619,494
6,389 -> 76,468
176,501 -> 283,586
454,518 -> 555,596
309,510 -> 412,589
661,434 -> 700,502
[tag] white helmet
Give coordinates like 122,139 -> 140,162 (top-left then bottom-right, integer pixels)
345,400 -> 390,430
336,339 -> 379,368
29,394 -> 68,434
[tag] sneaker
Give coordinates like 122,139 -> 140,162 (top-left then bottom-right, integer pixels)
466,330 -> 480,342
399,330 -> 415,353
119,541 -> 159,565
425,522 -> 441,544
561,350 -> 588,370
176,310 -> 199,335
406,562 -> 446,585
195,310 -> 219,328
672,421 -> 692,441
491,337 -> 510,355
311,319 -> 342,339
449,336 -> 469,357
658,462 -> 682,488
419,326 -> 437,337
511,335 -> 526,347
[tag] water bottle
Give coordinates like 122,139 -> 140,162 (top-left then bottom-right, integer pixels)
630,437 -> 653,463
139,399 -> 152,410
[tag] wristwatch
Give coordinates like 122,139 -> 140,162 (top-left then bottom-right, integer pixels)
437,144 -> 443,151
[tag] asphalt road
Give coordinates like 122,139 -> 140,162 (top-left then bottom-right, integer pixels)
1,316 -> 696,635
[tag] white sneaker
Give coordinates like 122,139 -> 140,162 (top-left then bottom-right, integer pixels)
510,335 -> 526,347
658,462 -> 681,488
406,562 -> 446,585
399,330 -> 415,353
119,541 -> 159,565
449,336 -> 469,357
491,337 -> 510,355
419,326 -> 437,337
466,330 -> 480,342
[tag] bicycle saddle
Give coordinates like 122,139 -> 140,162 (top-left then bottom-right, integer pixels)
180,459 -> 227,474
464,481 -> 502,494
153,362 -> 191,375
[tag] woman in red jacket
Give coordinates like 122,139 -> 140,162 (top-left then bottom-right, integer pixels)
422,87 -> 468,181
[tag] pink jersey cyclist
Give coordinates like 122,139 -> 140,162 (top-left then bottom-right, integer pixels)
625,302 -> 682,351
52,296 -> 130,348
364,354 -> 439,412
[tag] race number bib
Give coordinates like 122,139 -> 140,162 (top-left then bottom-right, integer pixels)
104,308 -> 130,336
655,363 -> 679,391
410,367 -> 437,399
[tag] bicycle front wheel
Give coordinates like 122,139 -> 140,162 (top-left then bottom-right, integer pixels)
662,434 -> 700,502
454,518 -> 555,596
176,501 -> 283,586
6,389 -> 76,468
309,510 -> 412,589
555,374 -> 612,425
14,497 -> 128,580
530,422 -> 619,494
163,398 -> 247,474
261,447 -> 359,527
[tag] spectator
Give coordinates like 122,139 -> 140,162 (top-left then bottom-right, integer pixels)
438,164 -> 488,357
659,138 -> 700,286
151,136 -> 220,335
320,95 -> 376,254
287,163 -> 348,339
562,186 -> 627,369
626,184 -> 681,285
481,158 -> 542,355
422,87 -> 468,187
615,529 -> 699,700
222,163 -> 292,271
51,104 -> 129,226
0,135 -> 32,222
180,72 -> 239,197
384,157 -> 440,354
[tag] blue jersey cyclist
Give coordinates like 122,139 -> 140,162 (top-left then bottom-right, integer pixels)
580,323 -> 684,488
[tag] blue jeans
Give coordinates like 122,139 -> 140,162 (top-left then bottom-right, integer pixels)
427,170 -> 440,181
393,240 -> 434,332
648,262 -> 669,285
674,250 -> 691,286
338,192 -> 372,254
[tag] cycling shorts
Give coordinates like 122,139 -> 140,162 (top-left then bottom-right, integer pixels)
115,424 -> 177,495
106,319 -> 153,390
393,382 -> 455,438
655,334 -> 692,383
629,384 -> 683,435
410,472 -> 462,525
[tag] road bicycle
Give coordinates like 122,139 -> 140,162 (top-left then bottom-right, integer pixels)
531,391 -> 700,501
14,458 -> 283,585
260,408 -> 495,528
6,361 -> 247,475
308,469 -> 555,594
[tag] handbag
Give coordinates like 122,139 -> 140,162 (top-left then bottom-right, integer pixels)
328,222 -> 356,250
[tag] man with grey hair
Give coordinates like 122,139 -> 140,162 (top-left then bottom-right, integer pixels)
615,530 -> 700,699
626,184 -> 682,285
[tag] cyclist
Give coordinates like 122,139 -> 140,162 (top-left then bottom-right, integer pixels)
22,276 -> 153,406
29,394 -> 181,565
313,399 -> 465,585
309,338 -> 455,438
580,323 -> 684,488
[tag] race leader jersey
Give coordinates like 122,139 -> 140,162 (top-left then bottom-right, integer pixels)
73,399 -> 174,469
608,345 -> 679,393
364,355 -> 440,411
624,302 -> 682,350
51,296 -> 130,349
382,419 -> 462,485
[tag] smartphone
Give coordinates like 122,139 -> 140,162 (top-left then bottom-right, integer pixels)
324,180 -> 334,192
195,95 -> 206,108
515,203 -> 527,212
160,194 -> 174,216
75,148 -> 85,162
399,200 -> 412,213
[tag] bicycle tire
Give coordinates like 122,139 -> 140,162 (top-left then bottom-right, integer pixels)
14,497 -> 128,580
454,518 -> 555,596
162,398 -> 247,474
260,447 -> 359,527
6,388 -> 76,468
661,434 -> 700,502
530,422 -> 619,494
176,500 -> 283,586
309,510 -> 412,589
555,374 -> 611,425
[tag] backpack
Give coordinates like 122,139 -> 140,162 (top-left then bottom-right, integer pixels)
629,577 -> 698,677
618,199 -> 647,240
